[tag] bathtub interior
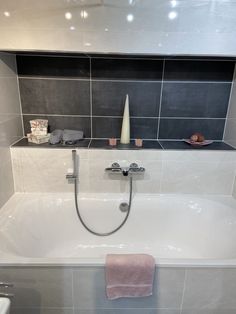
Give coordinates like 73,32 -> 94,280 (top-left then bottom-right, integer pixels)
1,192 -> 236,264
0,147 -> 234,265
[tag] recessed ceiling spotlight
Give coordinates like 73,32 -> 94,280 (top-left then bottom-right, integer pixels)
65,12 -> 72,20
84,42 -> 91,46
170,0 -> 178,8
70,26 -> 75,30
168,11 -> 178,20
105,28 -> 109,32
127,14 -> 134,22
80,10 -> 88,18
3,11 -> 10,17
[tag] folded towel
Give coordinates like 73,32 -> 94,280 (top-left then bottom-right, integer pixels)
62,129 -> 84,144
105,254 -> 155,300
49,129 -> 63,145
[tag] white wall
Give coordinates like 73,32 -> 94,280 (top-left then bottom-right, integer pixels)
0,53 -> 23,208
0,0 -> 236,56
11,148 -> 236,196
224,66 -> 236,148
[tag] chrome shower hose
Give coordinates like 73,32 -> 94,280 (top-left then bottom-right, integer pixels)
74,175 -> 133,236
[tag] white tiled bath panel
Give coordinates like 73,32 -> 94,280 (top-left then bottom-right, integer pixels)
11,148 -> 236,196
2,266 -> 236,314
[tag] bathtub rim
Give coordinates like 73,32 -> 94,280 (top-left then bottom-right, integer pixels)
1,257 -> 236,268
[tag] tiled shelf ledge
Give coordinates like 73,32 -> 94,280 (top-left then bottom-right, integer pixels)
12,138 -> 235,151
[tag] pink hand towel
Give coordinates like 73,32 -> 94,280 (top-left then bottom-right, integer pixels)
105,254 -> 155,300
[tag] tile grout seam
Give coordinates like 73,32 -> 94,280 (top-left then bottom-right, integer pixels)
180,269 -> 188,314
18,76 -> 233,85
222,62 -> 236,140
89,57 -> 93,139
157,59 -> 165,139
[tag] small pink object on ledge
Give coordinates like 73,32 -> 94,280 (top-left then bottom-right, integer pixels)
105,254 -> 155,300
108,138 -> 117,146
135,139 -> 143,147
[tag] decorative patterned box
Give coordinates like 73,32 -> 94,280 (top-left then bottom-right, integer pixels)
27,133 -> 50,144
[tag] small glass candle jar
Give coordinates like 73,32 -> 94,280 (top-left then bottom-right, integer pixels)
135,138 -> 143,147
109,138 -> 117,146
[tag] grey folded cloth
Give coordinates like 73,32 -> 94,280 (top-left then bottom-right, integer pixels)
62,129 -> 84,144
49,129 -> 63,145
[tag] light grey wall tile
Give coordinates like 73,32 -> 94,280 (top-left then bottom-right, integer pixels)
0,267 -> 73,308
73,267 -> 185,309
182,310 -> 236,314
0,52 -> 23,208
11,308 -> 74,314
182,268 -> 236,310
75,310 -> 180,314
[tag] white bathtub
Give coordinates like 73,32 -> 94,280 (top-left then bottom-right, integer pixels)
0,192 -> 236,267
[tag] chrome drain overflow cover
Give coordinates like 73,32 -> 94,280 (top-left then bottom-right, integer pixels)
119,202 -> 129,212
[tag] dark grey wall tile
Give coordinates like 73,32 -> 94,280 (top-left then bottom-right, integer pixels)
92,117 -> 121,138
19,79 -> 90,115
23,115 -> 91,137
159,118 -> 225,140
164,60 -> 235,82
92,81 -> 161,117
17,56 -> 90,78
131,118 -> 158,139
91,58 -> 163,80
92,117 -> 158,139
161,82 -> 231,118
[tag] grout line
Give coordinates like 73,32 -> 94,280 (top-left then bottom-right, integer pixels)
159,117 -> 226,120
18,76 -> 90,81
180,269 -> 188,314
84,56 -> 236,62
10,136 -> 25,147
22,114 -> 91,117
13,52 -> 236,62
158,141 -> 165,149
223,62 -> 236,140
16,53 -> 89,58
157,59 -> 166,139
22,114 -> 226,120
15,56 -> 25,137
17,76 -> 233,85
71,269 -> 75,314
89,57 -> 93,138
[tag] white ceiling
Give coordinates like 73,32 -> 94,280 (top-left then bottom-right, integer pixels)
0,0 -> 236,55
